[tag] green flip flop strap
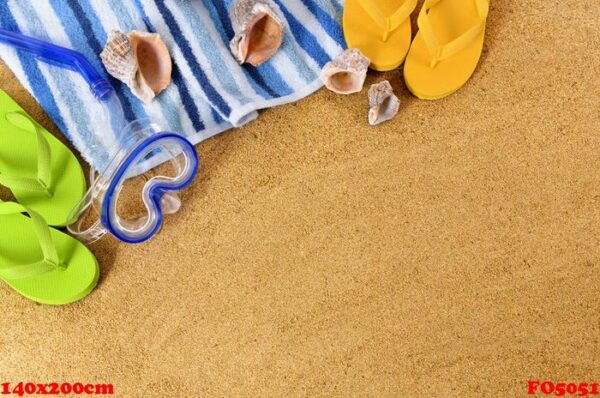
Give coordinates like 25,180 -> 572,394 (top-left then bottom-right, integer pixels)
0,202 -> 64,280
0,111 -> 52,195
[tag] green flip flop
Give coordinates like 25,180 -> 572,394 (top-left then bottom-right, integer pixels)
0,90 -> 86,226
0,201 -> 99,305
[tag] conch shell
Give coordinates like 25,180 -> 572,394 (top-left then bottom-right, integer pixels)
100,30 -> 172,103
368,81 -> 400,126
229,0 -> 283,66
321,48 -> 370,95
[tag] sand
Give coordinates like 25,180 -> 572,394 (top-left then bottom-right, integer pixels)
1,0 -> 599,396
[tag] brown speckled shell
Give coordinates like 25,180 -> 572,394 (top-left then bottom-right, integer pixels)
368,81 -> 400,126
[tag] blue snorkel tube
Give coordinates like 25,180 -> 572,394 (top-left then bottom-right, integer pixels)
0,28 -> 114,99
0,29 -> 199,244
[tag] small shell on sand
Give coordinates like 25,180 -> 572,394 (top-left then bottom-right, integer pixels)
368,81 -> 400,126
230,0 -> 284,66
321,48 -> 370,95
101,30 -> 172,103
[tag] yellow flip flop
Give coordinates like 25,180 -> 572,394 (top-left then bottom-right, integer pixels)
404,0 -> 490,99
343,0 -> 418,71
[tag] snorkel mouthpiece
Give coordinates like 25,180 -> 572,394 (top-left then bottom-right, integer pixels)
91,80 -> 114,101
0,29 -> 199,244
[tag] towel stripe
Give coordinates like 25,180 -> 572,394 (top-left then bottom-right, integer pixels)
72,0 -> 152,130
64,0 -> 145,125
165,1 -> 255,106
188,1 -> 269,101
134,0 -> 206,132
300,0 -> 345,46
93,0 -> 187,138
153,0 -> 232,117
13,0 -> 110,163
136,0 -> 225,130
331,0 -> 343,16
0,2 -> 69,139
272,0 -> 332,67
0,0 -> 344,174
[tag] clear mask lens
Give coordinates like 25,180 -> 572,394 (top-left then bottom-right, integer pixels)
68,121 -> 198,244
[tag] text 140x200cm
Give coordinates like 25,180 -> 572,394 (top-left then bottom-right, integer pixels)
0,382 -> 114,396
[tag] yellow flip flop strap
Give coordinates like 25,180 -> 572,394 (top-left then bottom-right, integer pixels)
358,0 -> 418,42
418,0 -> 489,68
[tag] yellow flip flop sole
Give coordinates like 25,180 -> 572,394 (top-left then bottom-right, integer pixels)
404,0 -> 490,100
344,0 -> 417,72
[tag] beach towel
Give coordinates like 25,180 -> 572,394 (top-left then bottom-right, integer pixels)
0,0 -> 345,173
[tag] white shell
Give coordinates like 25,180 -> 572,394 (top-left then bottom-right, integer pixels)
321,49 -> 370,95
100,31 -> 137,86
229,0 -> 284,66
368,81 -> 400,126
101,30 -> 172,103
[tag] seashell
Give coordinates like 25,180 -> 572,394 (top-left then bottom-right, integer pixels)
100,31 -> 137,87
129,31 -> 172,101
368,80 -> 400,126
229,0 -> 283,66
321,48 -> 370,95
101,30 -> 172,103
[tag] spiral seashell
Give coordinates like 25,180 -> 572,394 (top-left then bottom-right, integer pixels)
321,48 -> 370,95
229,0 -> 284,66
100,31 -> 137,87
368,80 -> 400,126
100,30 -> 172,103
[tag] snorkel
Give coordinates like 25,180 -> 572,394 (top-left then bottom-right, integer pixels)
0,29 -> 199,244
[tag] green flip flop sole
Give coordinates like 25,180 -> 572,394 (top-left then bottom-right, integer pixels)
0,90 -> 86,226
0,202 -> 99,305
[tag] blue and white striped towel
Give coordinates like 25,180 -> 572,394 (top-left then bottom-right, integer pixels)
0,0 -> 345,173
